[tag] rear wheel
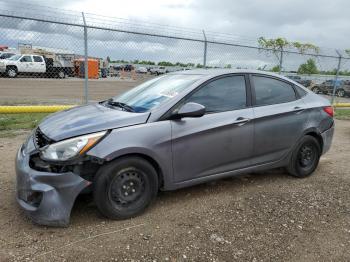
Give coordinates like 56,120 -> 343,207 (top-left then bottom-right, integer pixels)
336,89 -> 345,97
93,157 -> 158,220
311,87 -> 320,94
57,70 -> 66,79
287,135 -> 321,178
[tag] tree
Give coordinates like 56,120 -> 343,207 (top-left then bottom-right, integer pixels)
158,61 -> 174,66
271,65 -> 281,72
258,37 -> 319,73
224,64 -> 232,68
258,37 -> 290,73
292,42 -> 319,54
297,59 -> 318,75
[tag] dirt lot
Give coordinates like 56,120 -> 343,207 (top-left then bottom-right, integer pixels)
1,77 -> 350,106
0,120 -> 348,261
0,77 -> 149,105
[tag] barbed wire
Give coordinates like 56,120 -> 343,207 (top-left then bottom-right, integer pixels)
0,0 -> 349,60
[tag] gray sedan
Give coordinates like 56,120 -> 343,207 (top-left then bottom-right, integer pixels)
16,69 -> 334,226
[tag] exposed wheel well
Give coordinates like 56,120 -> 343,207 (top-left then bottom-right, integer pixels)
6,65 -> 17,71
305,132 -> 323,152
108,153 -> 164,189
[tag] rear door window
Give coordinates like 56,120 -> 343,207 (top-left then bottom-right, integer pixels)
252,76 -> 297,106
33,56 -> 43,62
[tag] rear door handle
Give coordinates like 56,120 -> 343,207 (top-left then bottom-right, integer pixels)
234,117 -> 250,126
293,106 -> 305,114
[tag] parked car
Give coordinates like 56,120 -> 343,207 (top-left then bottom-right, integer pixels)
136,66 -> 148,74
286,75 -> 313,87
16,69 -> 334,226
337,80 -> 350,97
311,79 -> 349,97
123,64 -> 134,71
0,54 -> 71,78
0,52 -> 16,60
150,66 -> 167,75
112,65 -> 123,71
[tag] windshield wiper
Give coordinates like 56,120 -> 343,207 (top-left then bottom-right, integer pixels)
106,99 -> 135,112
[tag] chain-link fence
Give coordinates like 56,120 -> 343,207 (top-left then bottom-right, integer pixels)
0,1 -> 350,105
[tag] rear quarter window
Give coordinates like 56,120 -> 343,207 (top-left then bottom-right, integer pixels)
294,85 -> 307,97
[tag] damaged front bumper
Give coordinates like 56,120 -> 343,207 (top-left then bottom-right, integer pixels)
15,135 -> 91,227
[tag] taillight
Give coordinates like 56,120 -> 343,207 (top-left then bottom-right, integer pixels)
323,106 -> 334,117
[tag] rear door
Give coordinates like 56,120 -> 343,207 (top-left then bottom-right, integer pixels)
171,74 -> 254,183
250,74 -> 308,165
32,56 -> 46,73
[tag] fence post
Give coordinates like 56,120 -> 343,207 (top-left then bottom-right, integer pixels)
279,49 -> 283,74
202,30 -> 207,68
331,50 -> 342,105
82,12 -> 89,104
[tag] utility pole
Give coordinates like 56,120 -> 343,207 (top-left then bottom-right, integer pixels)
82,12 -> 89,104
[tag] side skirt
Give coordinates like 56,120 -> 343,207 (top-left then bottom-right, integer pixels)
164,153 -> 291,191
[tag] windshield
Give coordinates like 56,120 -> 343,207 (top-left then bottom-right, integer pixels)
111,74 -> 201,113
8,55 -> 21,61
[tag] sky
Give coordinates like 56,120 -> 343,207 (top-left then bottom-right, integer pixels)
64,0 -> 350,49
0,0 -> 349,70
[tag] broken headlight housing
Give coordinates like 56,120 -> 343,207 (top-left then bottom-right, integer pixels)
40,131 -> 107,161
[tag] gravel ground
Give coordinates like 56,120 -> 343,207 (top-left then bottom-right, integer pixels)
0,120 -> 349,261
0,77 -> 350,105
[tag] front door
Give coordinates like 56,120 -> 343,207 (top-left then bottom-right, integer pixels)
18,55 -> 33,73
171,74 -> 254,183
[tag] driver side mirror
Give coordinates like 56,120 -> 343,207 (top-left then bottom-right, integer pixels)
172,102 -> 205,119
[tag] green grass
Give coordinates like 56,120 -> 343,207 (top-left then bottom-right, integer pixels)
335,109 -> 350,120
0,113 -> 49,132
0,109 -> 348,138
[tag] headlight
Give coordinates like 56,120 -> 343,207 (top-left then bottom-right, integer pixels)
40,131 -> 107,161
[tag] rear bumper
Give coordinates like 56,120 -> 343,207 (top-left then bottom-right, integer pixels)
15,140 -> 90,227
321,124 -> 334,155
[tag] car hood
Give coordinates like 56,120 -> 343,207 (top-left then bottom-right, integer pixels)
39,103 -> 150,141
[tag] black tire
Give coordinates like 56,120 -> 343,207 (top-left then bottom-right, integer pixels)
93,157 -> 158,220
336,89 -> 345,97
6,67 -> 17,78
311,87 -> 320,94
287,135 -> 321,178
57,70 -> 66,79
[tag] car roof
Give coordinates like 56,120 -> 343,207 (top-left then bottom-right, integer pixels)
169,68 -> 292,81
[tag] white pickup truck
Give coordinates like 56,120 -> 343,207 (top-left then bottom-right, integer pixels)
150,66 -> 168,75
0,54 -> 72,78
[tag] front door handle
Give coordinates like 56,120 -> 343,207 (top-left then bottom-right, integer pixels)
234,117 -> 250,126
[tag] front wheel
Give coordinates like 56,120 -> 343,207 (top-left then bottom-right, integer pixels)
286,135 -> 321,178
93,157 -> 158,220
6,67 -> 17,78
